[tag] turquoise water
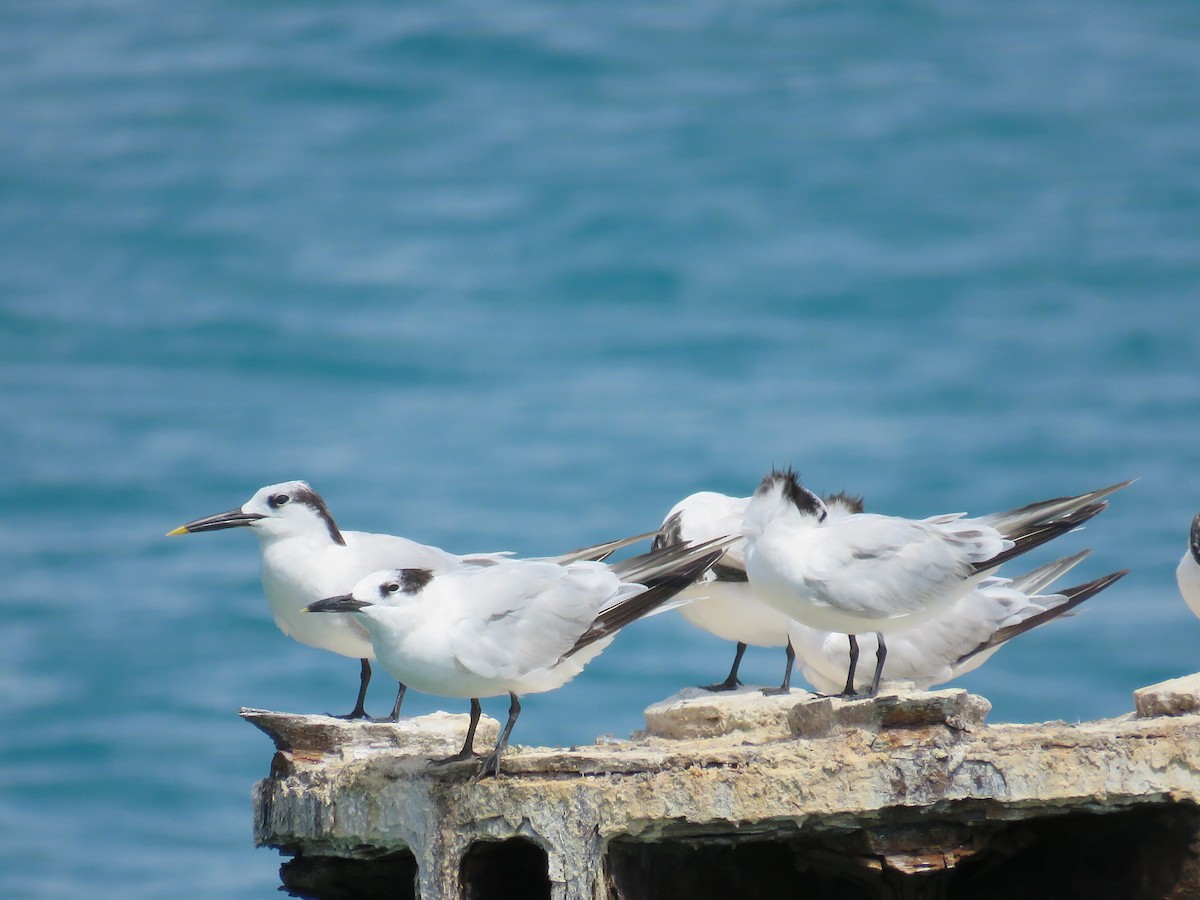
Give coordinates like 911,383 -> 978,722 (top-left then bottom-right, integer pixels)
2,1 -> 1199,895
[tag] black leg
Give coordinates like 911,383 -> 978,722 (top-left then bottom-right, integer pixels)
761,640 -> 796,696
840,635 -> 860,697
336,658 -> 373,720
380,683 -> 407,724
477,693 -> 521,780
703,642 -> 747,692
867,633 -> 887,696
429,698 -> 482,767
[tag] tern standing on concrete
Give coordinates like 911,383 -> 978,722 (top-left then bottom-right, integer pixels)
168,481 -> 649,720
306,540 -> 725,777
742,468 -> 1129,696
168,481 -> 514,719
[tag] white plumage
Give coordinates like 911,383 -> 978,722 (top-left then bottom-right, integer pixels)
742,468 -> 1128,694
307,541 -> 723,777
348,562 -> 633,697
1177,513 -> 1200,619
792,553 -> 1127,694
168,480 -> 648,719
653,490 -> 861,692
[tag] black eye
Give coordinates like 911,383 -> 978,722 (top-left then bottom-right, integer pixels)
385,583 -> 400,593
268,493 -> 290,509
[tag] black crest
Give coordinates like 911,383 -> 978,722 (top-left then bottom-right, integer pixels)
824,490 -> 865,514
757,467 -> 825,519
293,485 -> 346,546
1191,513 -> 1200,564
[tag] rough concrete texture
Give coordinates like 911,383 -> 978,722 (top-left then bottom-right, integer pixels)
248,675 -> 1200,900
242,708 -> 501,759
1134,672 -> 1200,718
640,685 -> 813,739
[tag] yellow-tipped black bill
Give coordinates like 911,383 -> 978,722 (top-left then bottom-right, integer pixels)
166,508 -> 265,536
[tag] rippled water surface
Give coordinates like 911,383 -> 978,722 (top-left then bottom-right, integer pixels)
2,1 -> 1199,895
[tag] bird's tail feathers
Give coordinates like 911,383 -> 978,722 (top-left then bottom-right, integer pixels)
1005,549 -> 1092,597
566,546 -> 725,656
974,502 -> 1107,574
985,480 -> 1133,536
956,568 -> 1129,664
546,530 -> 658,565
608,535 -> 737,583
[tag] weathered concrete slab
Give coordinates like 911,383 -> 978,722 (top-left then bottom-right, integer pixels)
1134,672 -> 1200,718
641,685 -> 813,739
787,684 -> 992,738
241,707 -> 500,758
247,680 -> 1200,900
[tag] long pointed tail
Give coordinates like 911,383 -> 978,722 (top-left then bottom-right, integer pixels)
607,535 -> 737,583
546,530 -> 658,565
956,569 -> 1129,665
1005,549 -> 1092,596
984,480 -> 1133,536
566,547 -> 725,657
973,502 -> 1108,574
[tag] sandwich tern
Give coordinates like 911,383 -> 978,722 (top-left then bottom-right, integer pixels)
305,539 -> 726,778
742,468 -> 1130,695
168,481 -> 651,719
653,489 -> 862,694
1177,513 -> 1200,618
790,552 -> 1128,694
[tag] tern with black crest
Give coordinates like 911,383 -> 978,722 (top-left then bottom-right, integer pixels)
742,468 -> 1130,696
653,489 -> 862,694
306,539 -> 726,778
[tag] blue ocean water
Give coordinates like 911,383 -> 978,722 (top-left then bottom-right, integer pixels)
2,0 -> 1199,895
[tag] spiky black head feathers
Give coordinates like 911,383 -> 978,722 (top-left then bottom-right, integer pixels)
756,467 -> 826,519
824,491 -> 865,514
1190,513 -> 1200,564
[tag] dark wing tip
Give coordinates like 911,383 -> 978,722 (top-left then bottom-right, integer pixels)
956,568 -> 1129,664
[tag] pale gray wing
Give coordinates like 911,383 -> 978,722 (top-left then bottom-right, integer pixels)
344,530 -> 508,572
445,561 -> 619,680
798,514 -> 1009,618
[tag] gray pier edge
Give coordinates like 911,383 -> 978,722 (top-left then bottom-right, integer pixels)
247,674 -> 1200,899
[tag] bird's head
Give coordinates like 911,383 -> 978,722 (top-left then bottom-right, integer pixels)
304,567 -> 435,615
742,467 -> 827,538
167,480 -> 345,545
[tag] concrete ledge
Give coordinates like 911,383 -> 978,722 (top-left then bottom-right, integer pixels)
247,676 -> 1200,900
641,685 -> 812,739
242,708 -> 500,759
1134,672 -> 1200,718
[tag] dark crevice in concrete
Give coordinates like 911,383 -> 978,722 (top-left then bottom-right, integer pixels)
280,850 -> 419,900
461,836 -> 551,900
605,806 -> 1200,900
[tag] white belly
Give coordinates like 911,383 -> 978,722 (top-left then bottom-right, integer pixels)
1178,555 -> 1200,619
260,546 -> 375,659
677,582 -> 791,647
